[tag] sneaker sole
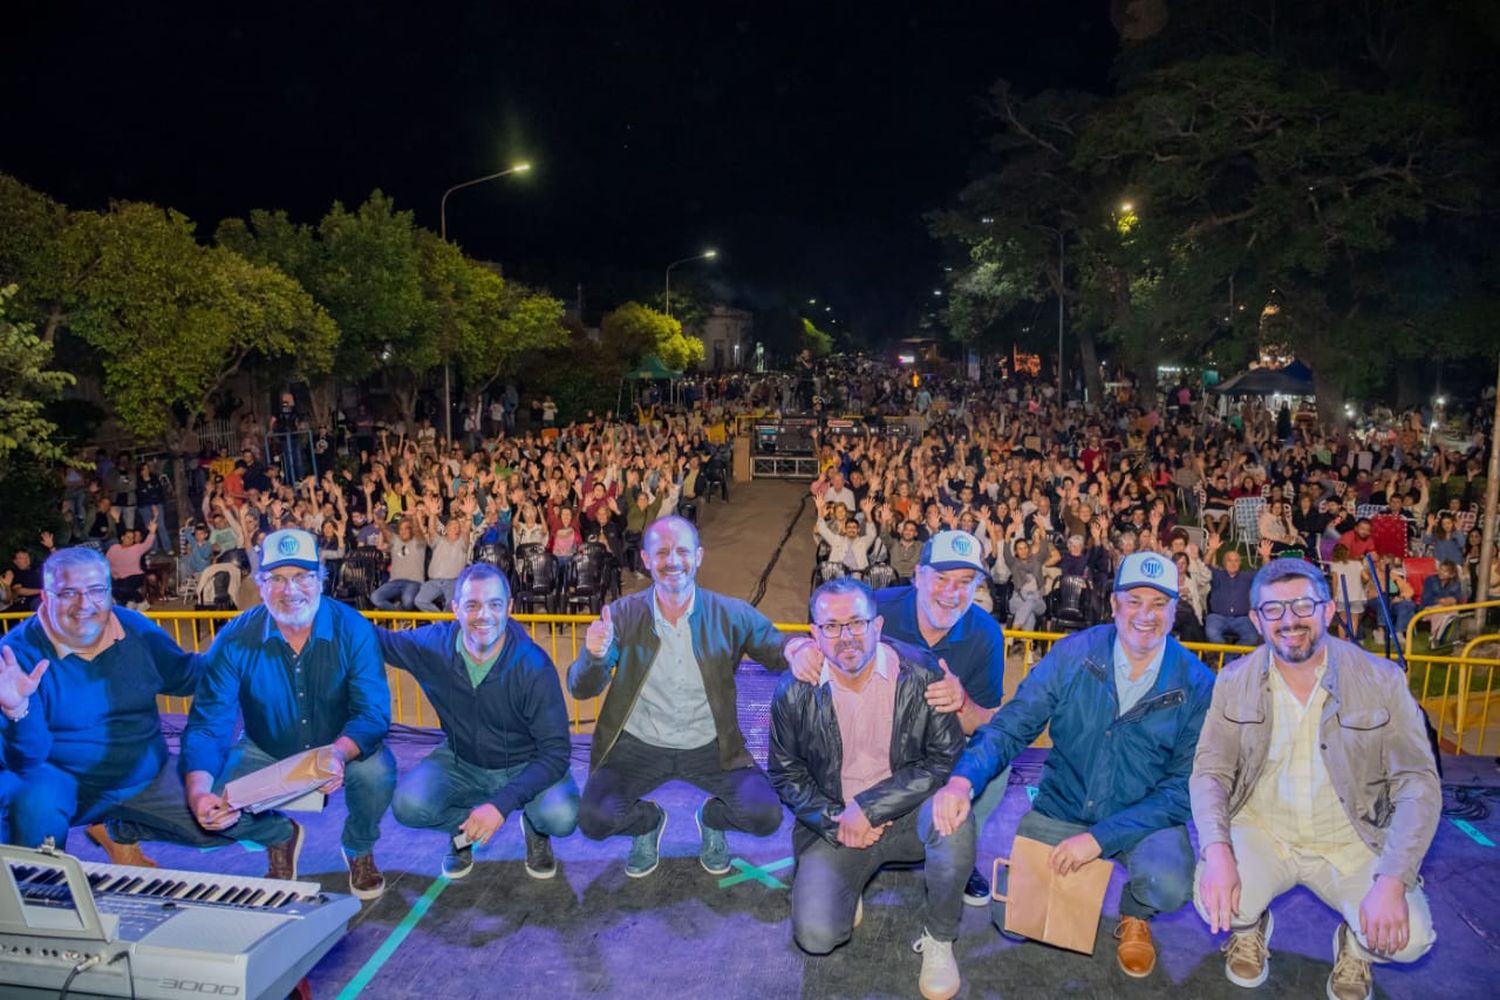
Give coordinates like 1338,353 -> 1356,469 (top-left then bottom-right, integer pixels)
625,808 -> 666,879
343,853 -> 386,901
694,807 -> 731,876
443,855 -> 474,880
962,891 -> 989,907
1225,911 -> 1274,989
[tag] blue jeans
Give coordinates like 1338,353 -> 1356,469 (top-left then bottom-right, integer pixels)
372,579 -> 421,611
391,743 -> 579,837
970,763 -> 1012,857
1205,613 -> 1259,645
991,809 -> 1194,928
792,798 -> 975,953
1389,599 -> 1417,636
110,741 -> 396,857
414,578 -> 456,613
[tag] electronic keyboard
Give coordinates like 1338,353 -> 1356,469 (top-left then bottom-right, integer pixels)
0,841 -> 361,999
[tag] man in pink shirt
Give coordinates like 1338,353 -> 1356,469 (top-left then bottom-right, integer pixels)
770,577 -> 971,1000
105,517 -> 157,608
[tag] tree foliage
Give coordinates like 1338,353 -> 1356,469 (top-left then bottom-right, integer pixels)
600,301 -> 704,371
932,1 -> 1499,417
0,284 -> 73,466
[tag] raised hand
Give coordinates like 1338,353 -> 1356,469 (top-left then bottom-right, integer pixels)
586,605 -> 616,658
0,646 -> 49,712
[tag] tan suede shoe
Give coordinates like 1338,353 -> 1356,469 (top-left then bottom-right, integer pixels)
86,823 -> 158,868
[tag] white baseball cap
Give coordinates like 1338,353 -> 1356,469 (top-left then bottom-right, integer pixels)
1113,551 -> 1179,599
260,528 -> 320,572
920,530 -> 987,573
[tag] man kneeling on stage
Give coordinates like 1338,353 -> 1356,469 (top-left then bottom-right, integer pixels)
770,577 -> 971,1000
931,552 -> 1215,979
1192,558 -> 1438,1000
378,563 -> 578,880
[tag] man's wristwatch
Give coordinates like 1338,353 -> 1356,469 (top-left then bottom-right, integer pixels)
2,698 -> 30,722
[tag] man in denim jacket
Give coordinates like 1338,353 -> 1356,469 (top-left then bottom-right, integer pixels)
932,552 -> 1215,978
1191,558 -> 1439,1000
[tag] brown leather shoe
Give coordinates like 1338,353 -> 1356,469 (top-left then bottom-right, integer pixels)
344,851 -> 386,901
1115,916 -> 1157,978
86,823 -> 158,868
265,820 -> 305,881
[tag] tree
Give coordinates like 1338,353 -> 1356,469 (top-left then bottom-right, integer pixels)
65,200 -> 336,441
0,284 -> 73,466
599,301 -> 704,371
801,316 -> 834,357
457,277 -> 568,399
0,174 -> 93,344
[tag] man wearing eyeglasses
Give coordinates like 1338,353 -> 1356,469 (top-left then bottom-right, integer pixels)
769,576 -> 969,1000
1191,558 -> 1439,1000
0,547 -> 201,863
106,529 -> 397,900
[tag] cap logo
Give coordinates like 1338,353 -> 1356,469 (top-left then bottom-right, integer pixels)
277,534 -> 301,556
1140,557 -> 1164,579
950,535 -> 973,556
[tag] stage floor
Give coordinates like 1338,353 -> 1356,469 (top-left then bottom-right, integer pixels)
58,673 -> 1500,1000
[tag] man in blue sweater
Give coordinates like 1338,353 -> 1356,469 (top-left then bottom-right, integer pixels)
378,562 -> 578,880
107,530 -> 397,901
931,552 -> 1215,979
0,547 -> 201,864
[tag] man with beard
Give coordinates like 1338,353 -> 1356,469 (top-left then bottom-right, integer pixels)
771,577 -> 970,1000
570,516 -> 820,878
1191,559 -> 1438,1000
931,552 -> 1214,979
823,530 -> 1007,904
111,530 -> 397,900
378,563 -> 578,880
0,547 -> 201,862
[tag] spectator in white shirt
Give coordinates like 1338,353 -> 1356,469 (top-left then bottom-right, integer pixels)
416,518 -> 471,612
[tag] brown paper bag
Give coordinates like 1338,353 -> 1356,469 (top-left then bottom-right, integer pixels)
992,835 -> 1112,954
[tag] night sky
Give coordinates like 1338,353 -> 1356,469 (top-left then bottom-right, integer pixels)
3,2 -> 1115,341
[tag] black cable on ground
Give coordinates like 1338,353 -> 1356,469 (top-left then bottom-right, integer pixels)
748,493 -> 811,609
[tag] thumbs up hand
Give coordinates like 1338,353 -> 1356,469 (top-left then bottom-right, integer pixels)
923,657 -> 967,715
586,605 -> 616,658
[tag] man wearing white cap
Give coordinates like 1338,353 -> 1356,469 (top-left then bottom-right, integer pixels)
110,529 -> 397,900
930,551 -> 1215,978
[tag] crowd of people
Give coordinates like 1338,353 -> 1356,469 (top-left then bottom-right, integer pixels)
799,363 -> 1498,652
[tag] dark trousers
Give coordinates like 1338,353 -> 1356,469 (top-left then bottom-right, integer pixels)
791,800 -> 974,953
109,742 -> 396,857
578,730 -> 782,839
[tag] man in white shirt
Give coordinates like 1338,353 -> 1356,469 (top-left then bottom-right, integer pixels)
416,518 -> 471,612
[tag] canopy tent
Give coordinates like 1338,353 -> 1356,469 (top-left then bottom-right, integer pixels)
1209,359 -> 1315,397
621,355 -> 683,381
617,354 -> 685,414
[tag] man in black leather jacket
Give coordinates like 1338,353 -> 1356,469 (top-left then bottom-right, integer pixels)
770,577 -> 972,1000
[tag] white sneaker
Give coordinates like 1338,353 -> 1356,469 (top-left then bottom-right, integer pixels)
913,931 -> 960,1000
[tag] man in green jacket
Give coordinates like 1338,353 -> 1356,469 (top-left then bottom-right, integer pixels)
569,516 -> 818,878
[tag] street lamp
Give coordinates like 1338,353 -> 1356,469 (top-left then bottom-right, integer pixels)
665,250 -> 717,318
437,162 -> 531,443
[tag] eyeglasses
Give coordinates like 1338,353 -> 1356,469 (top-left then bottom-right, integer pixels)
259,571 -> 320,591
1255,598 -> 1326,620
814,618 -> 873,638
48,585 -> 111,604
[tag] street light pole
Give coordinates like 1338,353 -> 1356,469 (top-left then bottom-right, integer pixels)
437,162 -> 530,444
664,250 -> 717,319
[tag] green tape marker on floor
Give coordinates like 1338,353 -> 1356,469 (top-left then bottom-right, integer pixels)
335,876 -> 453,1000
718,855 -> 793,890
1026,785 -> 1039,803
1449,818 -> 1495,847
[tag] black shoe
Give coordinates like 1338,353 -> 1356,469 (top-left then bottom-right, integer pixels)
522,815 -> 556,880
443,841 -> 475,880
963,867 -> 990,907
